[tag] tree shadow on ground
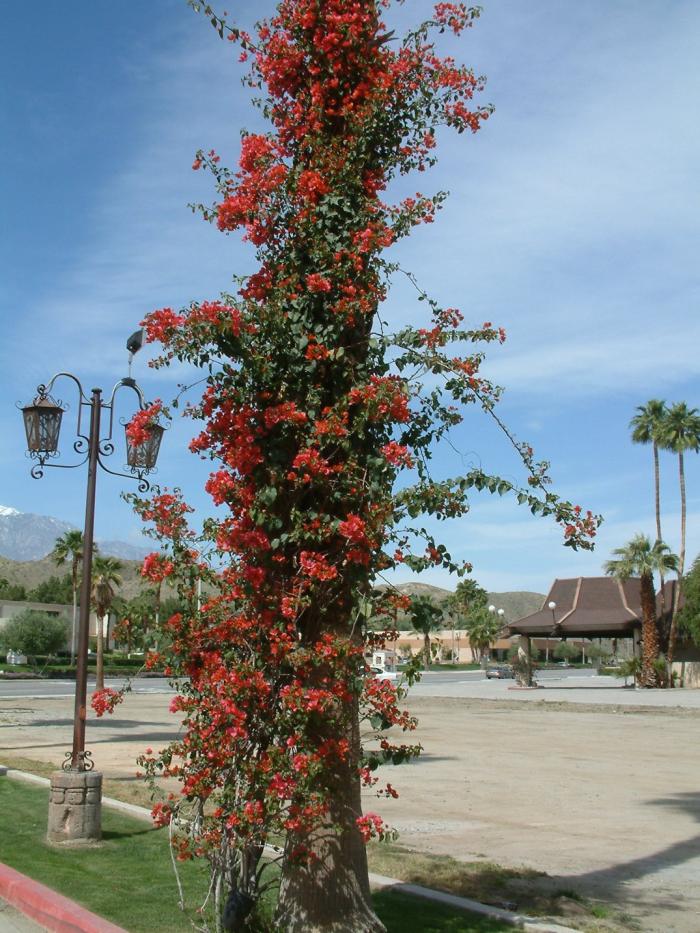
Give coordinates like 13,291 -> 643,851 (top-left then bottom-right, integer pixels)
102,826 -> 154,841
403,755 -> 459,766
25,718 -> 168,730
537,792 -> 700,918
1,729 -> 177,752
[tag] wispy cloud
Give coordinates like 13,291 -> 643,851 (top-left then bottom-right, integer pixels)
7,21 -> 256,394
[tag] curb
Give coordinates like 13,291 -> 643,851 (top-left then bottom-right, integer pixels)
0,864 -> 127,933
1,765 -> 582,933
369,873 -> 579,932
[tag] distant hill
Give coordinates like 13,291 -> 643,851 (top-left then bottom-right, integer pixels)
0,551 -> 544,621
486,591 -> 545,622
376,582 -> 544,623
0,554 -> 169,603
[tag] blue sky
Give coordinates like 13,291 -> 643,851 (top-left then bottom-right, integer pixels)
1,1 -> 698,595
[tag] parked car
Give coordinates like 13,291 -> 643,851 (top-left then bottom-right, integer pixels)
485,665 -> 514,680
370,666 -> 398,682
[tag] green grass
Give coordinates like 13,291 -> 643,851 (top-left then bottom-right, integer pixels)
0,779 -> 211,932
374,890 -> 508,932
0,779 -> 511,932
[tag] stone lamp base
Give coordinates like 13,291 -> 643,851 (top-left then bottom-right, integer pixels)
47,770 -> 102,845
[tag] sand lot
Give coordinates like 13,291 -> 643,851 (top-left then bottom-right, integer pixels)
1,688 -> 699,933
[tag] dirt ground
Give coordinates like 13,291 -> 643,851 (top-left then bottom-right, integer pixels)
1,690 -> 699,933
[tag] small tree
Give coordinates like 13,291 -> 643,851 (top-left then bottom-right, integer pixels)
52,529 -> 87,663
408,595 -> 444,670
585,643 -> 611,670
507,642 -> 540,663
552,641 -> 579,663
0,610 -> 68,661
463,606 -> 502,664
444,579 -> 489,664
677,554 -> 700,645
0,577 -> 27,601
91,555 -> 123,690
445,579 -> 488,621
27,574 -> 74,605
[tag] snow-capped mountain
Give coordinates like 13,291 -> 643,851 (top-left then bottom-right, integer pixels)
0,505 -> 150,562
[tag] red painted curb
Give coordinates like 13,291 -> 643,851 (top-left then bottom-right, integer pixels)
0,863 -> 128,933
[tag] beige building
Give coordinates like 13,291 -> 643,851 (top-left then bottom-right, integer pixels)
0,598 -> 103,651
387,629 -> 513,664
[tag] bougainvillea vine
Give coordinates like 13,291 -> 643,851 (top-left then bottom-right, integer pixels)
119,2 -> 601,931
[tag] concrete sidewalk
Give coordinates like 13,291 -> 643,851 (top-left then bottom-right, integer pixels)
0,898 -> 44,933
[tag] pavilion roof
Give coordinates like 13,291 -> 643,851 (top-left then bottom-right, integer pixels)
507,577 -> 643,638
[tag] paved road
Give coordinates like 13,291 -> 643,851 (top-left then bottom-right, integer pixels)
5,667 -> 699,710
0,668 -> 596,700
0,677 -> 176,701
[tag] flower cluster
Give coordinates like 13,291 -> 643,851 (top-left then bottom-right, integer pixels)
91,687 -> 124,717
126,400 -> 163,447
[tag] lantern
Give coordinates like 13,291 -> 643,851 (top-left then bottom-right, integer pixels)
22,396 -> 64,454
125,422 -> 164,471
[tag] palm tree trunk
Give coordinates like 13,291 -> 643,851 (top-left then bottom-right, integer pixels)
71,559 -> 80,665
640,574 -> 661,687
71,588 -> 78,666
154,580 -> 162,650
96,615 -> 105,691
667,452 -> 686,666
654,442 -> 666,615
423,633 -> 431,670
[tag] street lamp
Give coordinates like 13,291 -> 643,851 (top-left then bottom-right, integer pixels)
19,331 -> 164,845
546,601 -> 557,663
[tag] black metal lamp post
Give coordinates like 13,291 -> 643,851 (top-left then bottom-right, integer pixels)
19,333 -> 164,842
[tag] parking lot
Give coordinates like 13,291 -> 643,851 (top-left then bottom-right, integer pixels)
2,675 -> 699,931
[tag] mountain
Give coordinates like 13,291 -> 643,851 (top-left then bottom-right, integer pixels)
0,505 -> 151,563
0,507 -> 75,562
93,540 -> 152,561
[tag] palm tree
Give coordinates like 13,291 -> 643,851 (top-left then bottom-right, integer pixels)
91,555 -> 123,690
604,535 -> 678,687
630,400 -> 667,533
464,606 -> 503,665
52,530 -> 86,664
658,402 -> 700,663
630,400 -> 668,612
444,579 -> 488,664
408,595 -> 444,670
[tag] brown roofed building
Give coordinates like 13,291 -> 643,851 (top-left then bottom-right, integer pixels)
507,577 -> 643,640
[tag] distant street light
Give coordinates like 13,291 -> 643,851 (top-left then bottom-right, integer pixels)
546,600 -> 557,662
487,605 -> 505,664
19,330 -> 164,844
